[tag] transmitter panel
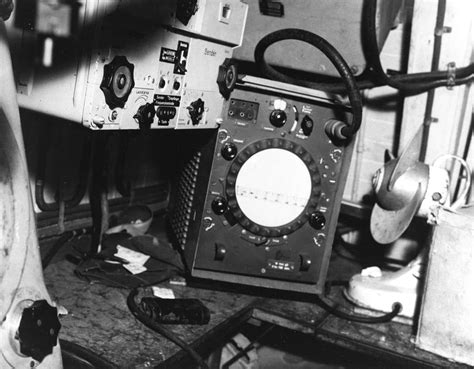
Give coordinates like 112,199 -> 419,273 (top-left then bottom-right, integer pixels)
170,78 -> 355,294
7,0 -> 248,130
82,14 -> 236,130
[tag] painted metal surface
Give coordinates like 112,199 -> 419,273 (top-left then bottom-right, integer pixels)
0,21 -> 62,369
416,206 -> 474,366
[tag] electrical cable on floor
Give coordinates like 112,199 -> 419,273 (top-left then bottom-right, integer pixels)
221,324 -> 274,369
42,228 -> 89,269
317,270 -> 402,324
315,296 -> 402,324
126,288 -> 210,369
60,339 -> 119,369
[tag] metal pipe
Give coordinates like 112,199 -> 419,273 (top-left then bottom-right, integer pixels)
419,0 -> 447,161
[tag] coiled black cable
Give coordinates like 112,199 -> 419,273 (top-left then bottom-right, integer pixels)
255,28 -> 363,139
42,228 -> 90,268
126,288 -> 209,369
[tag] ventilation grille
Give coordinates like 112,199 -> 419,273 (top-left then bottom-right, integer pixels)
170,152 -> 201,249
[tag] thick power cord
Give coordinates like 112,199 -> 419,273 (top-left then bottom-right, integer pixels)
315,296 -> 402,324
60,339 -> 119,369
126,288 -> 209,369
254,1 -> 474,94
42,228 -> 90,268
255,28 -> 363,139
364,0 -> 473,92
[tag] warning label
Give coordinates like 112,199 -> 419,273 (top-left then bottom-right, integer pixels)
154,94 -> 181,107
160,47 -> 176,63
302,105 -> 313,114
159,41 -> 189,75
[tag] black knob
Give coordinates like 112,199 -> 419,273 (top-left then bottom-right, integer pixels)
216,58 -> 238,99
269,109 -> 287,127
100,55 -> 135,109
212,196 -> 228,215
301,115 -> 314,136
173,80 -> 181,90
309,211 -> 326,230
221,142 -> 237,160
18,300 -> 61,363
133,103 -> 155,128
187,98 -> 205,125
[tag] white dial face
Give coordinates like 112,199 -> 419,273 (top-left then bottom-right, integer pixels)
235,148 -> 312,227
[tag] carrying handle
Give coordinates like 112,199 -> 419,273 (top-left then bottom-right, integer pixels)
259,0 -> 284,17
432,154 -> 472,210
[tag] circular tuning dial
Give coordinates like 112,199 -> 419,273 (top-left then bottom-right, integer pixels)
100,56 -> 135,109
269,109 -> 287,128
221,142 -> 238,161
225,138 -> 321,237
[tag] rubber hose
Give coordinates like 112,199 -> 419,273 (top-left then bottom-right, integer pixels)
365,0 -> 474,91
60,339 -> 119,369
253,1 -> 473,94
255,28 -> 363,138
126,289 -> 210,369
315,296 -> 402,324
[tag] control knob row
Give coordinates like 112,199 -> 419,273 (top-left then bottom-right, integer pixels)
269,109 -> 314,136
134,103 -> 177,128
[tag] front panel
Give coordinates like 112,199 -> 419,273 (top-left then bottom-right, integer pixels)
82,18 -> 233,130
7,0 -> 248,130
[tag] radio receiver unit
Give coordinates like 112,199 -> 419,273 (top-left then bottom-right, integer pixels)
170,76 -> 355,294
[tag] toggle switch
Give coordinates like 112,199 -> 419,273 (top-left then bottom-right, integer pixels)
215,243 -> 226,261
301,115 -> 314,136
299,254 -> 312,271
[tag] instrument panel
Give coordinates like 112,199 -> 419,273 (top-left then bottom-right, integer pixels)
171,78 -> 355,294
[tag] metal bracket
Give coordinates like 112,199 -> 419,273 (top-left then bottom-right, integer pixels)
446,62 -> 456,89
434,25 -> 452,36
259,0 -> 284,17
424,117 -> 439,126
